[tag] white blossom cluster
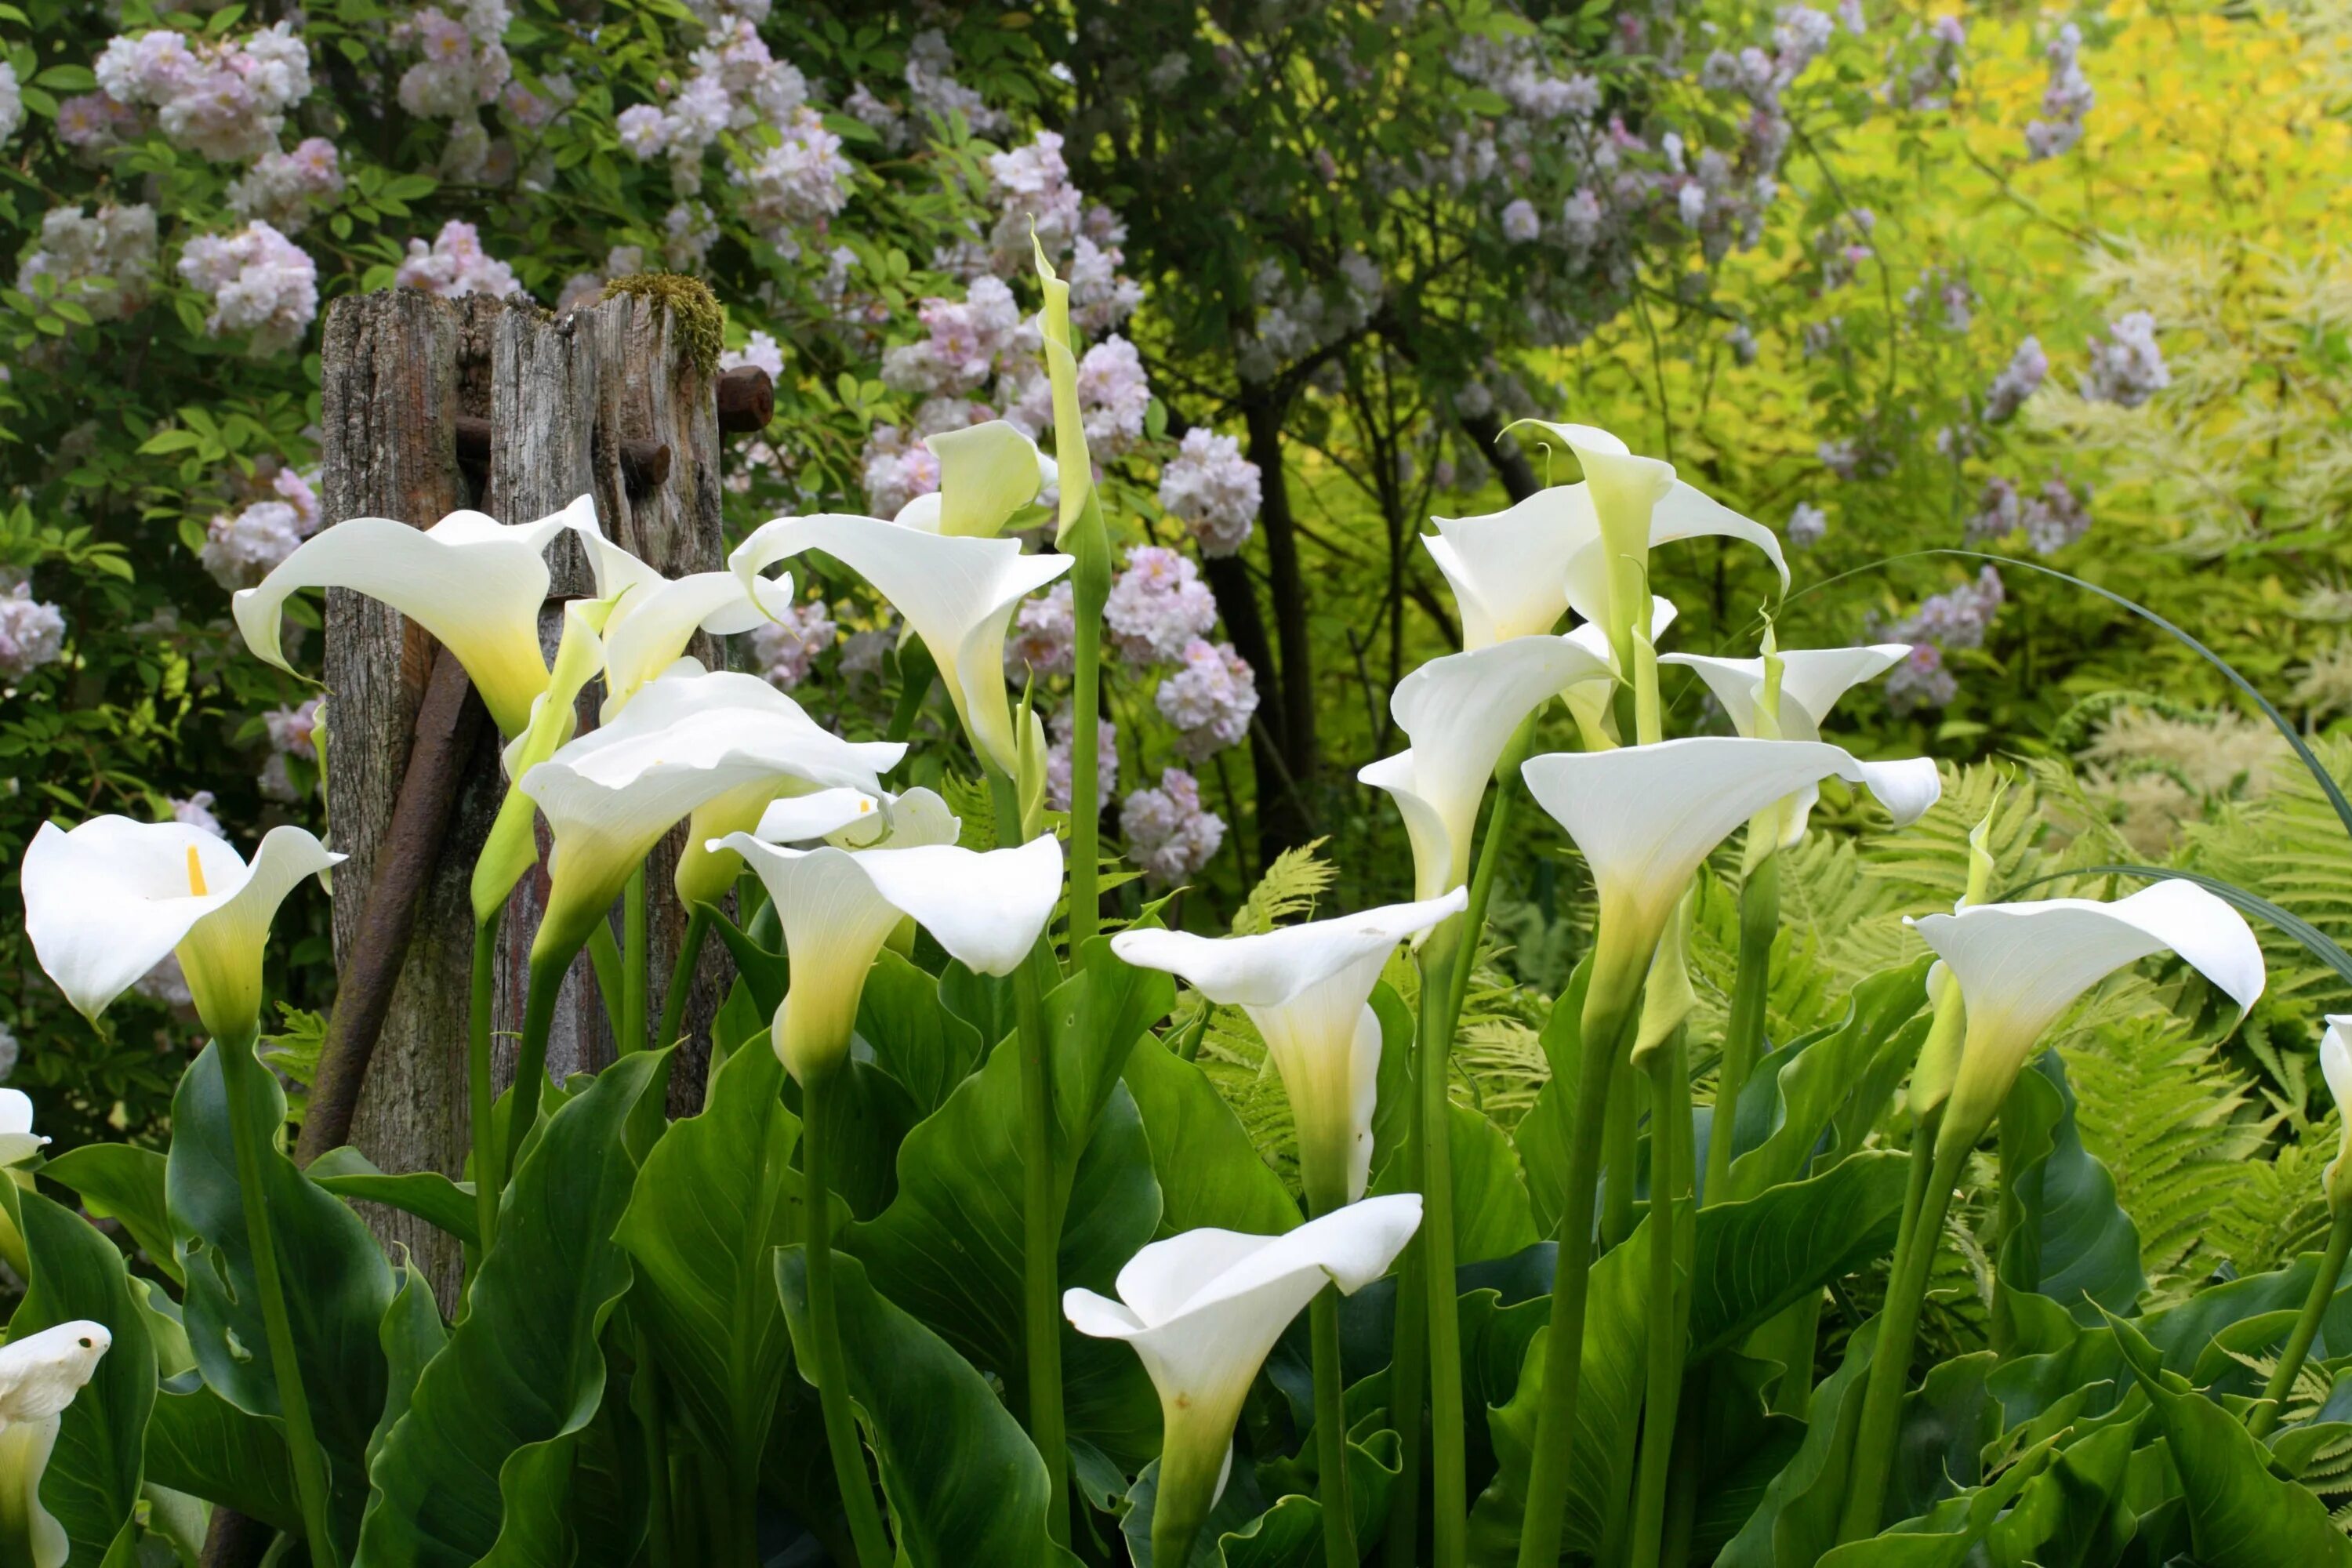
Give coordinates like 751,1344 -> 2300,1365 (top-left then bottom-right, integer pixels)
0,575 -> 67,681
2024,23 -> 2095,162
750,601 -> 838,691
171,791 -> 223,837
1787,501 -> 1828,550
2079,310 -> 2169,408
739,111 -> 855,249
1156,428 -> 1262,557
201,466 -> 323,590
0,62 -> 20,147
846,29 -> 1006,151
177,221 -> 320,354
1105,547 -> 1218,665
396,0 -> 511,122
395,220 -> 519,299
720,330 -> 786,380
1045,709 -> 1118,814
1981,336 -> 2049,423
260,697 -> 322,802
53,91 -> 143,153
227,138 -> 345,233
1121,768 -> 1225,884
15,205 -> 158,322
1156,638 -> 1258,760
1236,254 -> 1382,383
94,23 -> 313,162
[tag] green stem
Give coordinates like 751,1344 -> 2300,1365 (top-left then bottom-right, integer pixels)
622,866 -> 649,1055
1657,1388 -> 1704,1568
1443,717 -> 1534,1032
1838,1138 -> 1967,1543
887,641 -> 937,743
640,1348 -> 676,1568
1706,850 -> 1778,1206
501,953 -> 566,1194
2251,1203 -> 2352,1439
586,921 -> 627,1043
1515,947 -> 1646,1568
467,913 -> 501,1276
1626,1029 -> 1691,1568
1309,1283 -> 1357,1568
1011,952 -> 1070,1548
1417,922 -> 1469,1568
801,1070 -> 895,1568
1069,556 -> 1106,952
657,904 -> 711,1054
1760,1291 -> 1827,1419
1601,1056 -> 1641,1251
218,1026 -> 343,1568
1385,1102 -> 1429,1568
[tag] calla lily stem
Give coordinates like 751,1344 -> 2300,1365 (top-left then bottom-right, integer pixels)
1626,1026 -> 1692,1568
468,913 -> 501,1273
1385,1124 -> 1430,1566
1303,1173 -> 1358,1568
1707,849 -> 1779,1206
1602,1060 -> 1639,1251
1068,538 -> 1109,951
1838,1134 -> 1967,1542
622,867 -> 649,1055
501,951 -> 568,1192
657,903 -> 712,1054
2251,1203 -> 2352,1439
1416,920 -> 1470,1568
220,1025 -> 343,1568
800,1068 -> 896,1568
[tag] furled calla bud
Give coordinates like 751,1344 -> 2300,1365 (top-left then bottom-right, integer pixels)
2324,1017 -> 2352,1213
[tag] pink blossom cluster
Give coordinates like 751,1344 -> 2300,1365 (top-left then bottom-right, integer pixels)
1156,639 -> 1258,760
861,423 -> 945,517
2024,24 -> 2094,161
880,276 -> 1028,398
0,63 -> 20,147
171,792 -> 223,836
94,23 -> 313,162
227,138 -> 344,233
751,601 -> 838,691
178,221 -> 319,354
1076,337 -> 1151,456
1872,565 -> 2006,711
395,220 -> 518,299
1156,427 -> 1261,557
201,466 -> 323,589
1981,336 -> 2048,423
16,205 -> 158,322
396,0 -> 511,122
1004,583 -> 1077,679
1105,547 -> 1218,665
1122,768 -> 1225,884
0,575 -> 67,681
740,111 -> 854,246
2079,311 -> 2169,408
260,697 -> 321,801
1787,502 -> 1828,550
54,93 -> 143,153
1046,709 -> 1117,814
981,132 -> 1140,331
720,331 -> 786,380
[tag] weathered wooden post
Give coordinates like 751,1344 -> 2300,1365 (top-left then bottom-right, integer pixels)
307,281 -> 765,1298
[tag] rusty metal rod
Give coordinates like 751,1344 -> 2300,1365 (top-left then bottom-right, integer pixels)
717,365 -> 773,433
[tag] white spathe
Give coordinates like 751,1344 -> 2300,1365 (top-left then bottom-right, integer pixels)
1522,738 -> 1940,950
891,421 -> 1050,538
0,1320 -> 112,1568
0,1092 -> 45,1174
2325,1017 -> 2352,1207
1111,893 -> 1466,1204
719,789 -> 1062,1082
520,670 -> 904,959
473,595 -> 622,924
1063,1196 -> 1421,1530
22,818 -> 340,1040
1660,643 -> 1911,840
1910,880 -> 2265,1156
1359,635 -> 1611,901
1560,597 -> 1678,748
729,514 -> 1070,776
585,536 -> 800,721
1422,485 -> 1601,648
234,494 -> 602,736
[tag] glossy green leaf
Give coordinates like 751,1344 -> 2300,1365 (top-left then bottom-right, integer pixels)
1375,1102 -> 1537,1266
1726,960 -> 1932,1201
307,1146 -> 479,1249
1717,1316 -> 1879,1568
1512,962 -> 1590,1237
368,1264 -> 447,1470
40,1145 -> 178,1285
356,1051 -> 666,1568
615,1039 -> 806,1504
166,1041 -> 392,1555
1979,1418 -> 2141,1568
1119,1428 -> 1402,1568
776,1247 -> 1079,1568
855,949 -> 983,1117
1995,1054 -> 2145,1328
1123,1036 -> 1299,1237
143,1383 -> 297,1535
17,1189 -> 156,1565
1812,1432 -> 2056,1568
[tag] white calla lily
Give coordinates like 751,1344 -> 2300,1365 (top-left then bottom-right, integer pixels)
519,670 -> 905,960
0,1320 -> 113,1568
0,1092 -> 45,1175
2325,1018 -> 2352,1209
1560,597 -> 1677,749
591,554 -> 800,720
1359,635 -> 1611,901
1910,881 -> 2264,1157
1661,643 -> 1911,840
1422,485 -> 1600,648
22,818 -> 340,1040
891,422 -> 1050,538
1522,739 -> 1940,969
1111,892 -> 1466,1205
234,494 -> 602,735
719,789 -> 1063,1082
1063,1196 -> 1422,1560
729,514 -> 1071,776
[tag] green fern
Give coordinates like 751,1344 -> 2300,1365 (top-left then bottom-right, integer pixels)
1230,837 -> 1338,935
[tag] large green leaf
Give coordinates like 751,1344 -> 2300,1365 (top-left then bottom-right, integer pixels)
143,1384 -> 297,1534
17,1189 -> 156,1566
2107,1308 -> 2352,1567
855,949 -> 984,1118
1118,1428 -> 1402,1568
1979,1417 -> 2141,1568
1718,1316 -> 1878,1568
1812,1435 -> 2057,1568
776,1247 -> 1079,1568
1379,1102 -> 1538,1266
356,1051 -> 666,1568
307,1147 -> 479,1249
1512,962 -> 1589,1237
1725,960 -> 1931,1201
1123,1036 -> 1299,1237
615,1039 -> 806,1505
40,1145 -> 178,1285
166,1041 -> 392,1555
845,942 -> 1171,1464
368,1264 -> 447,1469
1995,1055 -> 2145,1328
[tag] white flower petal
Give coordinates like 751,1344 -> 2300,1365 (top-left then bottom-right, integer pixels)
1111,893 -> 1466,1010
1660,644 -> 1910,739
234,495 -> 601,735
751,788 -> 881,844
0,1320 -> 112,1424
599,569 -> 795,720
852,833 -> 1063,978
927,421 -> 1047,538
1422,485 -> 1599,648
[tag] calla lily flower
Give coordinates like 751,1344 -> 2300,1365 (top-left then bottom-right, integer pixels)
1063,1196 -> 1422,1563
1910,881 -> 2263,1158
674,785 -> 879,910
584,537 -> 801,721
471,596 -> 619,924
1521,739 -> 1940,971
718,788 -> 1062,1083
891,421 -> 1052,538
0,1092 -> 45,1176
1661,642 -> 1911,842
1560,597 -> 1678,750
0,1319 -> 114,1568
2324,1018 -> 2352,1210
519,670 -> 905,961
1423,485 -> 1602,648
1359,636 -> 1611,901
1111,892 -> 1468,1206
234,494 -> 603,735
1033,235 -> 1096,548
729,514 -> 1070,777
23,818 -> 340,1041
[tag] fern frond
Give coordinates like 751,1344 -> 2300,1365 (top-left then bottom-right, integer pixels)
1230,837 -> 1338,935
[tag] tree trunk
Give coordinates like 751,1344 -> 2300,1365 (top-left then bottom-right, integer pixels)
319,289 -> 733,1305
1243,394 -> 1317,860
1459,409 -> 1541,503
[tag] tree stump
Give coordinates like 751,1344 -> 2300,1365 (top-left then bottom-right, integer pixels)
318,286 -> 737,1303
